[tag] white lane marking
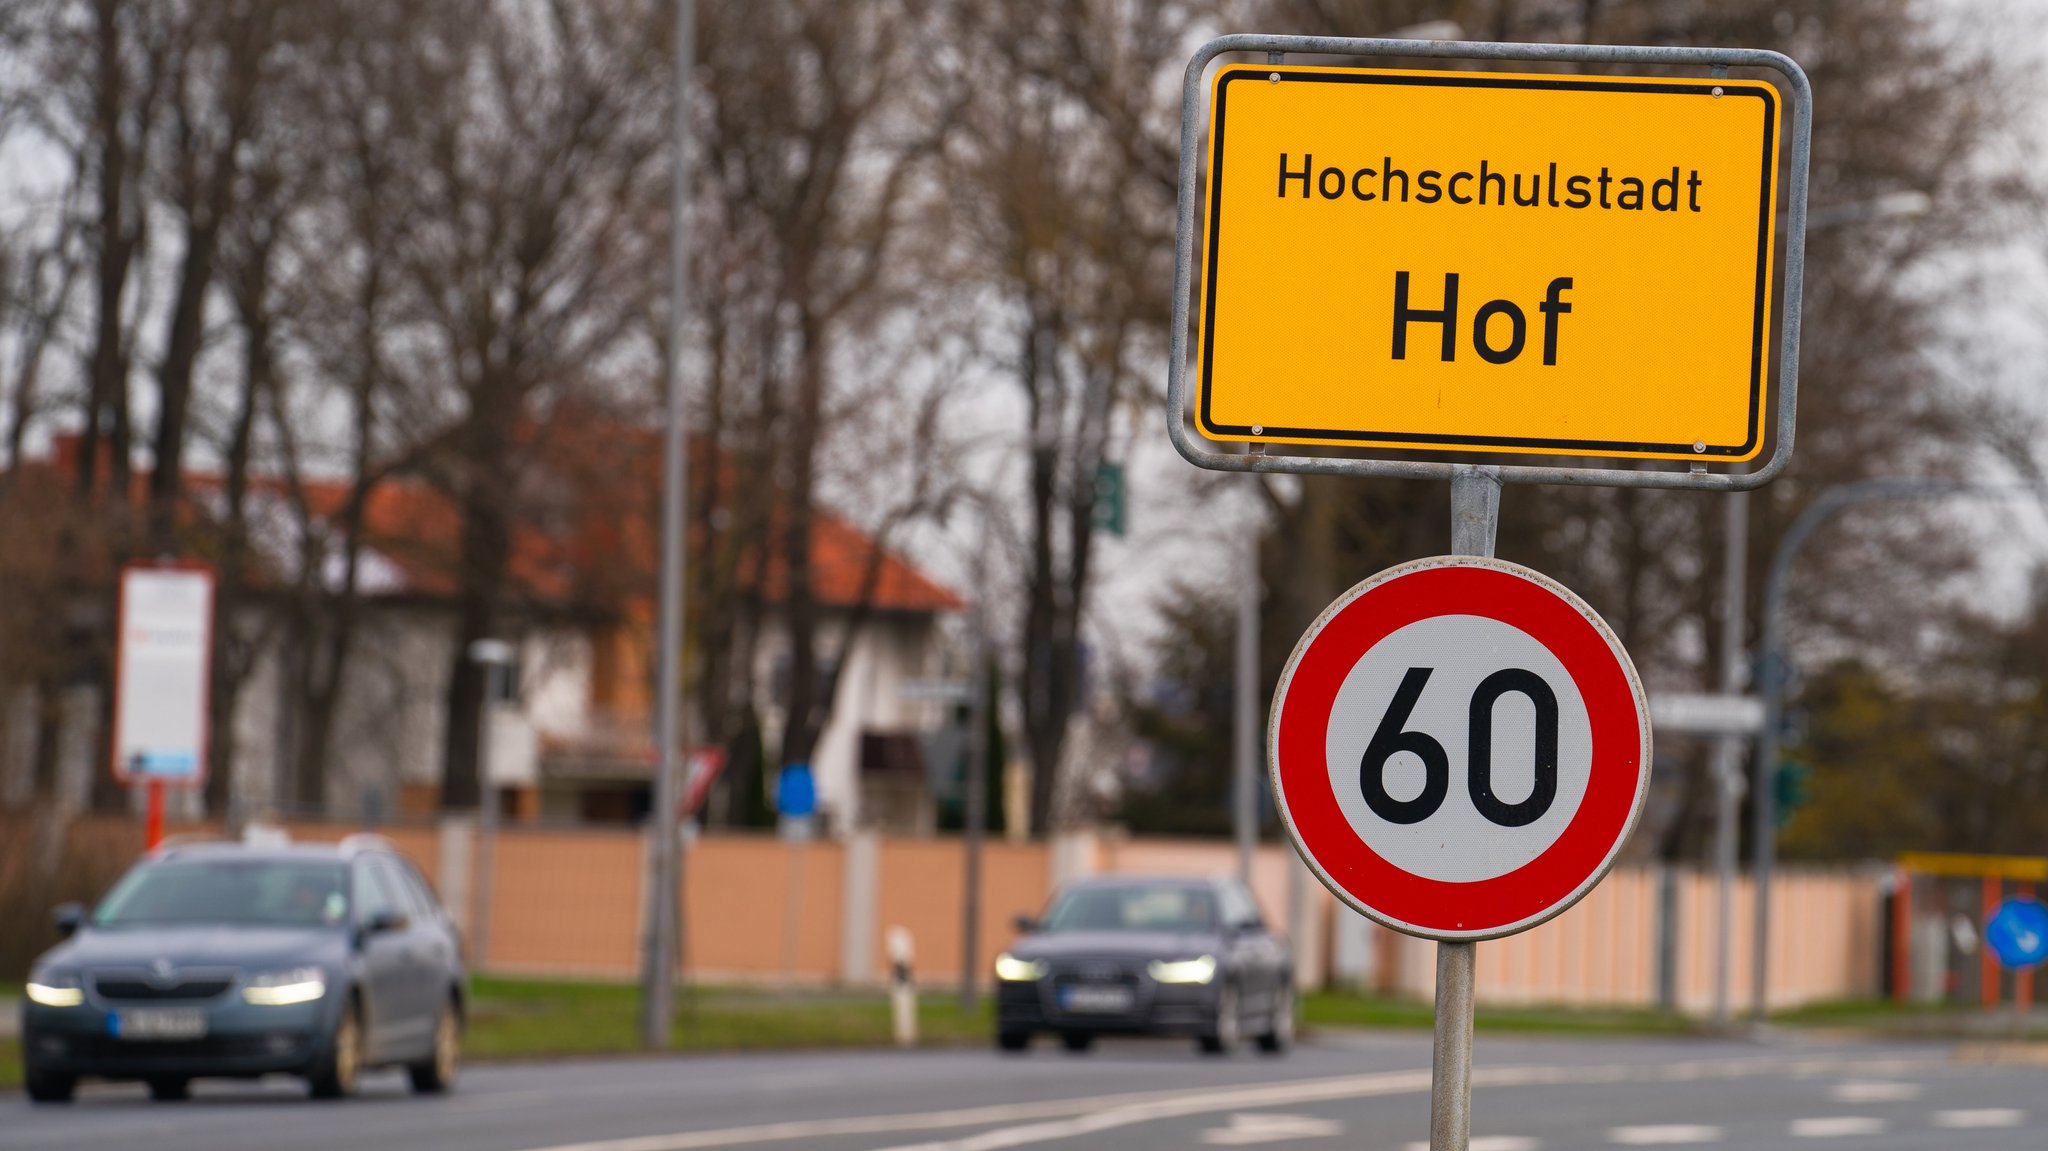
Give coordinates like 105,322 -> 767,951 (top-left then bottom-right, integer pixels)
1404,1139 -> 1539,1151
1933,1108 -> 2025,1128
1828,1080 -> 1920,1103
872,1073 -> 1434,1151
515,1053 -> 1951,1151
1608,1124 -> 1725,1144
1790,1117 -> 1887,1138
1199,1112 -> 1344,1144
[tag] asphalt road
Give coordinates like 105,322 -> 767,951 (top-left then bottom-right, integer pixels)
3,1031 -> 2043,1151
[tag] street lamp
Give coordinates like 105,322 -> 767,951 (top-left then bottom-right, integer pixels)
1746,478 -> 2034,1022
1712,188 -> 1931,1027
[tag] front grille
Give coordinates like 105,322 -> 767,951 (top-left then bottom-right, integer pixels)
1049,958 -> 1142,986
66,1033 -> 302,1061
93,971 -> 235,1002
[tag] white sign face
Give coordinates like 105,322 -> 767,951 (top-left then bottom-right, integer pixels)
1648,692 -> 1764,736
1325,614 -> 1596,884
113,566 -> 216,784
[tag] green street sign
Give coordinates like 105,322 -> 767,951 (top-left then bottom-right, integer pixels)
1773,759 -> 1811,826
1094,461 -> 1126,537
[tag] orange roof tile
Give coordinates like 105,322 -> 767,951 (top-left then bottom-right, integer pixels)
32,431 -> 961,615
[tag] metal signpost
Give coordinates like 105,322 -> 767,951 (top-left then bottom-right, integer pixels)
467,638 -> 517,972
1172,33 -> 1810,1150
113,564 -> 217,850
1649,690 -> 1764,1028
644,0 -> 695,1053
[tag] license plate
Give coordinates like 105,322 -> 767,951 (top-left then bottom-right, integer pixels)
1059,985 -> 1133,1013
111,1008 -> 208,1041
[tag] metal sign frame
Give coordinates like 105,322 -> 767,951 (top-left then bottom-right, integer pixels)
1169,34 -> 1813,492
111,562 -> 216,787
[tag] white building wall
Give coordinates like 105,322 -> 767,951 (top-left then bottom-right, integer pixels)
206,597 -> 950,828
325,607 -> 451,818
750,612 -> 952,833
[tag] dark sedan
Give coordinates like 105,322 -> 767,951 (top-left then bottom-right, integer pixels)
993,874 -> 1293,1055
20,835 -> 465,1103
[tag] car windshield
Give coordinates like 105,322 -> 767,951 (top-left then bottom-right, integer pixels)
1042,884 -> 1217,933
93,858 -> 350,928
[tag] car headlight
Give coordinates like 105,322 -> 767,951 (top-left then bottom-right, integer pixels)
242,966 -> 327,1006
1148,955 -> 1217,984
993,952 -> 1048,982
25,973 -> 83,1008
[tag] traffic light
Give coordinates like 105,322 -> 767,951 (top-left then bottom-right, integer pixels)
1773,760 -> 1812,827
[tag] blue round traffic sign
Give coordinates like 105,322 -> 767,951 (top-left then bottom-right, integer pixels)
776,763 -> 817,818
1985,897 -> 2048,970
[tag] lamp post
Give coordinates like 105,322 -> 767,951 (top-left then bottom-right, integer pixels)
950,484 -> 1008,1012
1717,190 -> 1928,1027
643,0 -> 694,1052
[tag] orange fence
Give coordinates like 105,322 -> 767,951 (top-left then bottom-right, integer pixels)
0,815 -> 1886,1009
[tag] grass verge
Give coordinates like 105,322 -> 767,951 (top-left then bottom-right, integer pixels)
1769,996 -> 2048,1039
1,983 -> 17,1089
466,977 -> 993,1060
1303,989 -> 1697,1036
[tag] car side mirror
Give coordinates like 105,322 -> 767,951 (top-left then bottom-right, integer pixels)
52,902 -> 84,939
1012,914 -> 1039,935
358,909 -> 409,946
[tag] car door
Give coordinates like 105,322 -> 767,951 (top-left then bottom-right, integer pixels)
390,858 -> 460,998
368,857 -> 440,1052
352,859 -> 425,1059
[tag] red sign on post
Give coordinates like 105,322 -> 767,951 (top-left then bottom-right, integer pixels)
1270,556 -> 1652,941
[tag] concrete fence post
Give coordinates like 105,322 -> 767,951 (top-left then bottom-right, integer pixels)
1654,864 -> 1680,1011
841,831 -> 878,984
439,815 -> 476,944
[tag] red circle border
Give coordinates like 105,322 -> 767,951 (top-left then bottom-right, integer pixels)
1271,557 -> 1650,939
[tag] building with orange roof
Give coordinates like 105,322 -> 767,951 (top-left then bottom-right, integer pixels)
5,434 -> 964,833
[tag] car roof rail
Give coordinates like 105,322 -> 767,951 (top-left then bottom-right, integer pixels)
338,832 -> 398,856
148,833 -> 225,858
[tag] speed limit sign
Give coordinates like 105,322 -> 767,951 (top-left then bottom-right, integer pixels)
1271,555 -> 1652,941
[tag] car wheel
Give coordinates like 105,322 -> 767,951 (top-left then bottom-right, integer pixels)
24,1067 -> 77,1104
147,1077 -> 192,1101
409,997 -> 462,1094
995,1030 -> 1030,1052
1256,984 -> 1295,1054
1059,1031 -> 1094,1053
1198,983 -> 1241,1055
308,995 -> 365,1099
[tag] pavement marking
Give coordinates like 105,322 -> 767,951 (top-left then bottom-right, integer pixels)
1198,1112 -> 1344,1144
1789,1117 -> 1887,1138
1828,1079 -> 1920,1103
515,1053 -> 1951,1151
1404,1138 -> 1538,1151
1933,1108 -> 2025,1128
1607,1124 -> 1724,1144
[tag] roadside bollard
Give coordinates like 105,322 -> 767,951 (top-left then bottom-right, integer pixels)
887,926 -> 916,1047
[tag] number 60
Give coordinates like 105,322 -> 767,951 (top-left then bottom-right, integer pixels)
1360,666 -> 1559,828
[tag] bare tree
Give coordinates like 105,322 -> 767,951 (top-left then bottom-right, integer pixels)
947,1 -> 1189,833
142,0 -> 289,555
692,0 -> 954,807
391,0 -> 669,812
